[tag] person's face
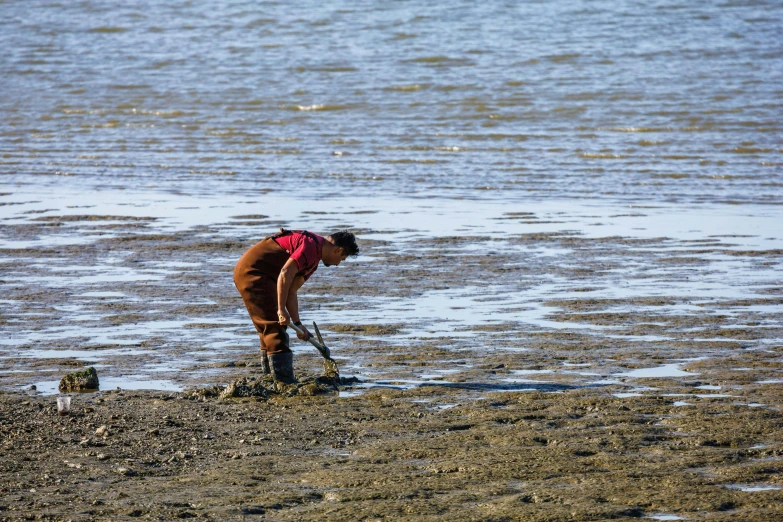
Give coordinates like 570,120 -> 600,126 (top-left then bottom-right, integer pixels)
324,247 -> 348,267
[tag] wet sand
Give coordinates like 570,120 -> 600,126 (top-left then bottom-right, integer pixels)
1,191 -> 782,520
2,376 -> 782,520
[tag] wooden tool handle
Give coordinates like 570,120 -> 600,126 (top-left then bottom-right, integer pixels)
289,322 -> 330,358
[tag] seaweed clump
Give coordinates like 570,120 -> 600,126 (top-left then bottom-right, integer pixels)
219,376 -> 272,400
189,373 -> 362,400
59,366 -> 99,392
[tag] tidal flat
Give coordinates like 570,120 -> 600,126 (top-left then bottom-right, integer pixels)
3,0 -> 782,517
1,190 -> 781,520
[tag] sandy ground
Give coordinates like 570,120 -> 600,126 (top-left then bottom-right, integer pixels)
1,207 -> 782,520
1,375 -> 782,521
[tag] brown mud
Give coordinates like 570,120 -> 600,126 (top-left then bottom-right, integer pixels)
1,209 -> 782,520
1,375 -> 782,520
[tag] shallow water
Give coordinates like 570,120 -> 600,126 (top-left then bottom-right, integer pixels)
1,0 -> 782,394
1,0 -> 781,203
617,363 -> 697,379
34,376 -> 183,395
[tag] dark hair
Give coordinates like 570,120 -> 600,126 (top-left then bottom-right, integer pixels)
329,230 -> 359,256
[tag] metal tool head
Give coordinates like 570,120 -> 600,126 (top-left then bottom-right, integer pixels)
312,322 -> 339,379
312,321 -> 326,348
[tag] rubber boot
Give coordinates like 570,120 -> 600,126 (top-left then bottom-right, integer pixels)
260,349 -> 271,375
269,352 -> 297,384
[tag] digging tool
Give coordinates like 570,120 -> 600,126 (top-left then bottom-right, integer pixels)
289,321 -> 340,378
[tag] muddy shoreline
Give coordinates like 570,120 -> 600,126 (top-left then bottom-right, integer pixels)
2,375 -> 782,520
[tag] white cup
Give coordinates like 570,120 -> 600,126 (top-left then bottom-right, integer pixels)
57,395 -> 72,415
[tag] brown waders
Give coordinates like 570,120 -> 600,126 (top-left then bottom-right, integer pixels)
234,237 -> 296,383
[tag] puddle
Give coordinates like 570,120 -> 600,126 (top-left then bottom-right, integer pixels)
509,369 -> 554,375
1,348 -> 153,361
418,368 -> 461,379
11,266 -> 167,285
32,376 -> 183,395
0,317 -> 245,349
317,285 -> 611,339
725,484 -> 781,492
617,363 -> 698,379
0,369 -> 60,374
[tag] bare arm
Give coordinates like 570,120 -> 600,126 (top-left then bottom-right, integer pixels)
286,275 -> 305,324
276,258 -> 299,324
277,260 -> 311,340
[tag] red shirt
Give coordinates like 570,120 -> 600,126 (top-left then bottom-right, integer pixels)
273,231 -> 325,282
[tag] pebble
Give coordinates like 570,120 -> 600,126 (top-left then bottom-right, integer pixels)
95,425 -> 108,437
324,491 -> 341,502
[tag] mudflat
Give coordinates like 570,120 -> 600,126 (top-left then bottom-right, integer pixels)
1,202 -> 782,520
2,375 -> 782,520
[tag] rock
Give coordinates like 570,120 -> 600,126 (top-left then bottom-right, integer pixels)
324,491 -> 341,502
59,367 -> 99,392
95,425 -> 108,437
115,467 -> 135,476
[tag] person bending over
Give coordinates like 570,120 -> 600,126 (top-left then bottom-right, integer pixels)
234,228 -> 359,383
